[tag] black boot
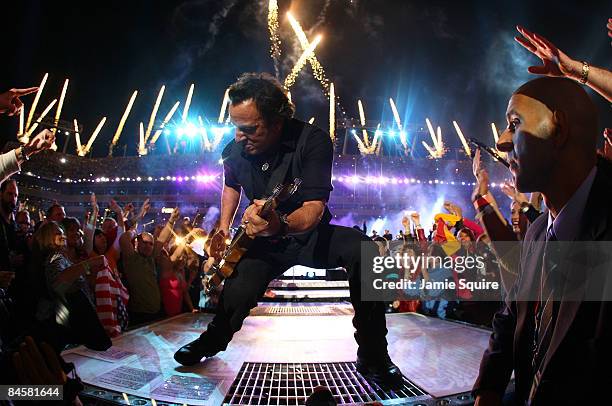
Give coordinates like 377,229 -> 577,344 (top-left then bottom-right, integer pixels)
174,333 -> 223,366
356,353 -> 404,389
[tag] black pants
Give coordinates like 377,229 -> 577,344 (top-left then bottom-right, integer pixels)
203,223 -> 388,358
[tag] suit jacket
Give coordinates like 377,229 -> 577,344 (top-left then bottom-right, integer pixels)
474,158 -> 612,405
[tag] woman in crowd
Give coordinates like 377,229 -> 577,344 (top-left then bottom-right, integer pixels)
32,221 -> 111,350
159,250 -> 195,316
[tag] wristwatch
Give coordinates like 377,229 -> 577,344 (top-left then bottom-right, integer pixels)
16,147 -> 29,162
520,202 -> 531,213
277,211 -> 290,237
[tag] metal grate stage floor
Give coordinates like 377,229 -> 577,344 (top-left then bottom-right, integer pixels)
63,304 -> 492,405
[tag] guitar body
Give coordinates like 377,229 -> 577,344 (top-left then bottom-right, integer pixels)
204,178 -> 302,294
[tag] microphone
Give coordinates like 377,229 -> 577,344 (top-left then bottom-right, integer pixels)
468,138 -> 510,168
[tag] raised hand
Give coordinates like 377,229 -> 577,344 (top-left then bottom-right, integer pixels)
472,148 -> 483,180
515,25 -> 582,80
24,129 -> 55,156
123,202 -> 135,218
443,201 -> 463,218
109,198 -> 122,215
90,193 -> 98,212
169,207 -> 180,224
500,181 -> 528,205
409,211 -> 421,227
0,87 -> 38,116
138,198 -> 151,219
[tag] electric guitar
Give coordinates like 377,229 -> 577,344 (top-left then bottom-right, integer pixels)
204,178 -> 302,294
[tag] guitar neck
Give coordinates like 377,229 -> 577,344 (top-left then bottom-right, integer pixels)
259,199 -> 276,219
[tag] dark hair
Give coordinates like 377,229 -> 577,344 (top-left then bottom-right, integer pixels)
228,72 -> 295,125
0,178 -> 16,192
61,217 -> 81,233
457,227 -> 476,241
46,203 -> 64,218
93,228 -> 106,255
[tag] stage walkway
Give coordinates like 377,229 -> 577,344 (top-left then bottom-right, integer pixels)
63,304 -> 491,405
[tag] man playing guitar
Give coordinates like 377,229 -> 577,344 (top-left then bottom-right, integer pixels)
174,72 -> 403,388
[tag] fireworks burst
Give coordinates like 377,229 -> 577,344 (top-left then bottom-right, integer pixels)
357,99 -> 369,146
490,122 -> 499,144
74,119 -> 84,156
218,88 -> 230,124
284,35 -> 322,89
138,122 -> 147,156
52,79 -> 69,139
24,98 -> 57,138
286,12 -> 331,93
145,85 -> 165,144
151,101 -> 181,144
25,73 -> 49,135
17,108 -> 24,141
182,84 -> 194,122
109,90 -> 138,156
452,120 -> 472,157
83,117 -> 107,156
268,0 -> 281,78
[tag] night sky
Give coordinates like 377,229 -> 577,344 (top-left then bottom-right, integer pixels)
2,0 -> 611,156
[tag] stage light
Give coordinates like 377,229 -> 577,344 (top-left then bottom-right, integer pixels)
211,126 -> 226,138
351,129 -> 357,135
185,123 -> 197,138
399,130 -> 407,139
177,128 -> 185,137
388,130 -> 396,137
164,129 -> 171,135
60,158 -> 66,163
375,129 -> 382,137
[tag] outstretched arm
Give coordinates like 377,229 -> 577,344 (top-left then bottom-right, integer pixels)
515,25 -> 612,102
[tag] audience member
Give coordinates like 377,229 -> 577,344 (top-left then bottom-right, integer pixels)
515,25 -> 612,102
119,203 -> 163,325
0,129 -> 56,183
474,77 -> 612,405
46,203 -> 66,223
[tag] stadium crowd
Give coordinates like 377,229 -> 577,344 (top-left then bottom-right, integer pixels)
0,21 -> 611,406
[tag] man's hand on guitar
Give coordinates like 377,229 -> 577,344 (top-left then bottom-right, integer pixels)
209,229 -> 229,261
243,200 -> 280,238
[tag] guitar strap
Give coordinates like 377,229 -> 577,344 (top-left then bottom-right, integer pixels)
264,150 -> 294,197
263,121 -> 310,197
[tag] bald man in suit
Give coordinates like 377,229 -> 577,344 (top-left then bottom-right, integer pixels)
473,77 -> 612,405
